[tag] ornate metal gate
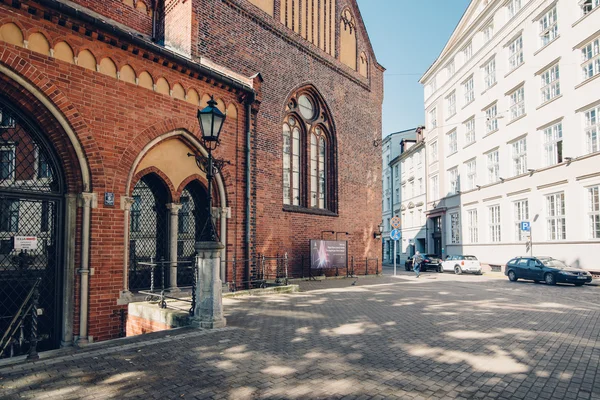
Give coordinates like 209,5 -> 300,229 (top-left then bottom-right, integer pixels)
0,101 -> 64,358
128,174 -> 169,291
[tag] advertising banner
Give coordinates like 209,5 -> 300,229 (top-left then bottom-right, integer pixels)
310,240 -> 347,269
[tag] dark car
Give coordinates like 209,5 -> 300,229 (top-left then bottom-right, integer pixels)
505,256 -> 593,286
404,254 -> 442,272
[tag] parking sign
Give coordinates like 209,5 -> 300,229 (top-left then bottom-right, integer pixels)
520,221 -> 531,231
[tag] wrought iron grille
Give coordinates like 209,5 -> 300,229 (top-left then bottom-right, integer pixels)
129,175 -> 169,291
0,103 -> 63,357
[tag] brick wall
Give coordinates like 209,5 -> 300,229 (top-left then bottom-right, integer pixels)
68,0 -> 154,36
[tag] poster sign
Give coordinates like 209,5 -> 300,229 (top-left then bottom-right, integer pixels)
310,240 -> 347,269
14,236 -> 38,250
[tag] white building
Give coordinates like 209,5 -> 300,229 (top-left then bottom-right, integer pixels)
381,129 -> 417,263
419,0 -> 600,271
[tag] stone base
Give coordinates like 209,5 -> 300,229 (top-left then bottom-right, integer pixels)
191,317 -> 227,329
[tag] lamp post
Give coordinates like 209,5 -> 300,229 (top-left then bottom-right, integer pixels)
188,96 -> 228,242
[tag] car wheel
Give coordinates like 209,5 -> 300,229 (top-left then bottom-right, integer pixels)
544,273 -> 556,285
438,265 -> 443,273
574,283 -> 584,286
454,265 -> 462,275
508,270 -> 518,282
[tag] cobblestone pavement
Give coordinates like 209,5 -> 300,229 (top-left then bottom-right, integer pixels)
1,273 -> 599,400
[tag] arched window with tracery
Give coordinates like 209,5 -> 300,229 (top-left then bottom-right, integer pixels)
282,88 -> 336,212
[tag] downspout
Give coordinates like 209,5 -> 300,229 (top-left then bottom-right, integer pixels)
245,92 -> 255,289
77,192 -> 93,346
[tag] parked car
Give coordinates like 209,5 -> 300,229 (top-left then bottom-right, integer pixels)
441,255 -> 483,275
505,256 -> 593,286
404,254 -> 442,272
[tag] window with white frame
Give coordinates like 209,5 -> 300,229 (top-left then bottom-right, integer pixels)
540,64 -> 560,103
465,159 -> 477,190
449,167 -> 460,195
0,145 -> 15,180
447,130 -> 457,154
489,205 -> 501,242
487,150 -> 500,183
514,199 -> 529,241
483,58 -> 496,89
416,151 -> 422,165
450,212 -> 461,244
546,192 -> 566,240
465,117 -> 475,144
430,76 -> 437,92
446,59 -> 455,78
581,0 -> 600,16
430,141 -> 438,163
430,175 -> 439,201
543,122 -> 563,166
463,76 -> 474,105
511,137 -> 527,176
507,0 -> 523,18
584,105 -> 599,154
395,187 -> 399,203
509,86 -> 525,121
446,91 -> 456,117
508,35 -> 524,71
589,185 -> 600,239
485,104 -> 498,133
401,184 -> 406,199
418,178 -> 423,195
483,22 -> 494,44
463,41 -> 473,63
467,209 -> 478,243
410,181 -> 414,198
539,6 -> 558,47
429,107 -> 437,129
581,37 -> 600,81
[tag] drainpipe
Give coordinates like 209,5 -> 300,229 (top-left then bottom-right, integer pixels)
245,92 -> 255,289
77,192 -> 94,346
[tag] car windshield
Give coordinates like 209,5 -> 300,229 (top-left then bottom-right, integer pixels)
464,256 -> 477,260
540,259 -> 568,269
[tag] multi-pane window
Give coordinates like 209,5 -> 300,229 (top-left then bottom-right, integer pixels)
539,7 -> 558,47
418,178 -> 423,195
447,130 -> 457,154
546,192 -> 566,240
485,104 -> 498,133
512,138 -> 527,176
483,58 -> 496,89
446,59 -> 455,78
508,35 -> 524,71
584,105 -> 600,154
463,77 -> 474,105
582,0 -> 600,15
487,150 -> 500,183
465,118 -> 475,144
0,199 -> 19,232
37,150 -> 51,179
283,117 -> 301,206
429,107 -> 437,129
543,123 -> 563,166
507,0 -> 522,18
0,145 -> 15,180
514,199 -> 529,241
430,175 -> 439,201
489,205 -> 501,242
430,76 -> 437,93
410,181 -> 415,198
416,151 -> 421,165
450,212 -> 461,244
540,64 -> 560,103
130,195 -> 141,233
446,91 -> 456,117
449,167 -> 460,195
395,188 -> 399,203
466,159 -> 477,190
310,128 -> 327,208
589,186 -> 600,239
430,141 -> 438,163
581,37 -> 600,81
467,209 -> 478,243
463,42 -> 473,63
178,197 -> 191,234
509,86 -> 525,121
483,23 -> 494,44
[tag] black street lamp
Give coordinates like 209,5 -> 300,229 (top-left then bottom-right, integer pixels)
188,96 -> 228,242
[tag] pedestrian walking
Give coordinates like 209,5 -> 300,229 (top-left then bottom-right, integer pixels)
413,251 -> 424,278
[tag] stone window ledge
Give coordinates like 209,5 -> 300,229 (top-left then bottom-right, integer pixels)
283,204 -> 338,217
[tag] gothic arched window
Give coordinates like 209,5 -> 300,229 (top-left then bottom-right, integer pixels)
282,87 -> 336,212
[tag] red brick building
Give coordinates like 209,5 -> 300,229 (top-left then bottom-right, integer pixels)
0,0 -> 383,353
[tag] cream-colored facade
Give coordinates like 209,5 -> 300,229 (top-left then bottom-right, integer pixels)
420,0 -> 600,271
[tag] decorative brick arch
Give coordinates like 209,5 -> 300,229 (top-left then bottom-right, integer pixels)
174,174 -> 220,204
0,47 -> 100,192
130,167 -> 176,203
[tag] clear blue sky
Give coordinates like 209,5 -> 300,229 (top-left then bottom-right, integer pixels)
356,0 -> 471,136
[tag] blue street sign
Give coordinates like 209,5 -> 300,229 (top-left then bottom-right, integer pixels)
520,221 -> 531,231
390,229 -> 401,241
